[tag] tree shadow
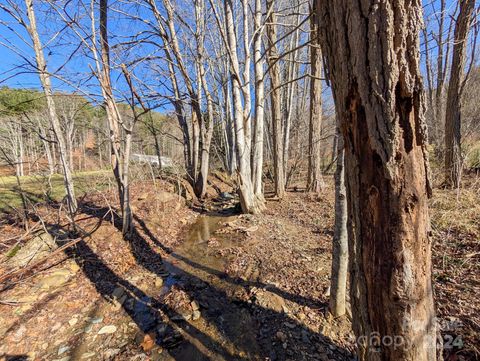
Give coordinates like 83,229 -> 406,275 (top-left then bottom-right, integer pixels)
3,355 -> 29,361
34,220 -> 240,360
2,195 -> 353,360
76,201 -> 353,360
134,213 -> 326,310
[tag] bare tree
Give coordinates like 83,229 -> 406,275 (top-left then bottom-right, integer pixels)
306,1 -> 323,193
329,128 -> 348,318
218,0 -> 264,213
317,1 -> 436,360
98,0 -> 133,235
266,0 -> 286,199
444,0 -> 476,188
24,0 -> 77,215
252,0 -> 265,198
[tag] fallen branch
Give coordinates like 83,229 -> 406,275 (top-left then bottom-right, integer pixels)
0,236 -> 82,285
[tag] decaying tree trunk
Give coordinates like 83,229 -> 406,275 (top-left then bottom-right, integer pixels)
25,0 -> 77,215
329,128 -> 348,318
266,0 -> 286,199
317,1 -> 436,360
444,0 -> 475,188
307,3 -> 324,193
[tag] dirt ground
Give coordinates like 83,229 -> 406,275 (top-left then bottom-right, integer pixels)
0,175 -> 478,361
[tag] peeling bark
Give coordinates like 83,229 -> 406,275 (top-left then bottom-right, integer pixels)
317,1 -> 436,360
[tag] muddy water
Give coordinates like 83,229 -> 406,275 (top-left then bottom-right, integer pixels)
161,214 -> 261,361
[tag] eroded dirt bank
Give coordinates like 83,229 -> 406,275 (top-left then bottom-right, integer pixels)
0,177 -> 478,360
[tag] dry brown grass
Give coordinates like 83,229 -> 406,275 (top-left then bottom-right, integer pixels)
430,176 -> 480,359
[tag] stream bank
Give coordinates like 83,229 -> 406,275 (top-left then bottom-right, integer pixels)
0,180 -> 354,361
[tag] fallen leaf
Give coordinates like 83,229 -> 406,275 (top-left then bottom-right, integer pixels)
141,333 -> 155,352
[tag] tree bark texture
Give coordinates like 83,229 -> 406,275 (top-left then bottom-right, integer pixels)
225,0 -> 263,214
307,3 -> 324,193
317,1 -> 436,360
444,0 -> 475,188
252,0 -> 265,198
99,0 -> 132,236
266,0 -> 286,199
329,129 -> 348,318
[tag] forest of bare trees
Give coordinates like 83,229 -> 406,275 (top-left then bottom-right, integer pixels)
0,1 -> 479,361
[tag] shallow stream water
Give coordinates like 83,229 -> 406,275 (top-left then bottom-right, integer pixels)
158,213 -> 261,360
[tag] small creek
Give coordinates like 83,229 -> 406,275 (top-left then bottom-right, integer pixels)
157,213 -> 261,360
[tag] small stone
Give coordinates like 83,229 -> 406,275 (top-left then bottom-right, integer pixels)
284,322 -> 296,329
301,330 -> 310,343
190,301 -> 199,311
112,286 -> 125,300
54,357 -> 71,361
319,354 -> 329,361
155,278 -> 164,288
156,323 -> 168,336
69,263 -> 80,273
81,352 -> 96,359
90,316 -> 103,324
68,317 -> 78,326
104,348 -> 120,358
192,310 -> 201,320
58,345 -> 70,355
13,324 -> 26,340
276,331 -> 287,343
41,342 -> 49,350
113,294 -> 128,310
282,342 -> 287,349
98,325 -> 117,334
84,324 -> 93,333
297,312 -> 306,321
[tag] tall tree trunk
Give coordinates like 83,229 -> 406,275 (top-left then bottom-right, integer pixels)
194,0 -> 214,199
39,122 -> 55,175
434,0 -> 446,149
162,0 -> 205,194
224,0 -> 262,214
223,80 -> 237,174
317,2 -> 436,360
307,4 -> 324,193
153,131 -> 163,171
252,0 -> 265,198
266,0 -> 285,198
444,0 -> 475,188
18,127 -> 24,177
99,0 -> 132,236
329,128 -> 348,317
25,0 -> 77,215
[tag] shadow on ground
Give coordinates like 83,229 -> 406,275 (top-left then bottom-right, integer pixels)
3,196 -> 353,361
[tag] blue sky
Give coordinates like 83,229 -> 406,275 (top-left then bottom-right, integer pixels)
0,0 -> 474,108
0,0 -> 164,108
